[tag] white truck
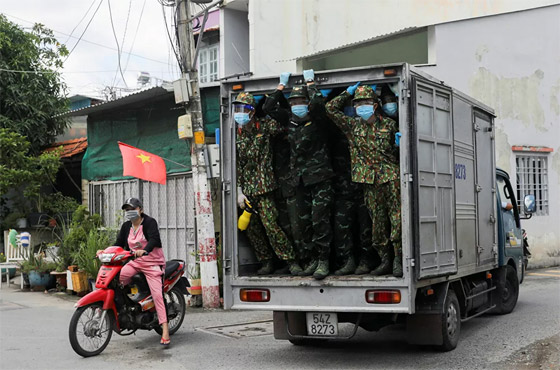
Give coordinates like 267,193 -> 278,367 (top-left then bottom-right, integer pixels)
219,63 -> 535,350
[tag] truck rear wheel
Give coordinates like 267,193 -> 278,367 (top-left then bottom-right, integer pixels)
436,290 -> 460,352
494,265 -> 519,314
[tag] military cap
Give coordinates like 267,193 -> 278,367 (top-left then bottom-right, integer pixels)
233,91 -> 256,107
353,85 -> 378,101
288,85 -> 309,100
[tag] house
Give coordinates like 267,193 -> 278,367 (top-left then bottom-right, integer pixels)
63,86 -> 207,266
224,0 -> 559,266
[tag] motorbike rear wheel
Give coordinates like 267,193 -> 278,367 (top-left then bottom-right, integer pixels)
155,287 -> 186,335
69,303 -> 113,357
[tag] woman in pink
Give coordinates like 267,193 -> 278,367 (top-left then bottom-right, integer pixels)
115,197 -> 170,345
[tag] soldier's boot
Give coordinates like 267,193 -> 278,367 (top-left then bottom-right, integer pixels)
334,257 -> 356,276
274,264 -> 290,274
287,260 -> 303,276
257,260 -> 274,275
370,258 -> 392,276
312,260 -> 329,280
392,254 -> 403,278
298,260 -> 318,276
354,258 -> 373,275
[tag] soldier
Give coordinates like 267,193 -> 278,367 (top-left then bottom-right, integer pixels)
263,70 -> 334,280
234,92 -> 303,276
328,128 -> 374,275
380,84 -> 399,119
326,83 -> 403,277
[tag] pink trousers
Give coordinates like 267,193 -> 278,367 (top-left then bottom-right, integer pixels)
120,259 -> 167,325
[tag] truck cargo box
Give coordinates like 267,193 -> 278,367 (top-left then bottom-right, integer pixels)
220,63 -> 497,314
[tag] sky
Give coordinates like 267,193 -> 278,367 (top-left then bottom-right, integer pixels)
2,0 -> 188,98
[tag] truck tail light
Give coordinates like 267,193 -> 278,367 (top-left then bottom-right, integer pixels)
365,290 -> 401,304
240,289 -> 270,302
384,68 -> 397,76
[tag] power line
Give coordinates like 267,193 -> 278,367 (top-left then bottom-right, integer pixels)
2,12 -> 173,66
112,0 -> 132,88
123,0 -> 145,73
0,68 -> 180,75
63,0 -> 97,44
161,3 -> 183,72
107,0 -> 127,88
64,0 -> 104,62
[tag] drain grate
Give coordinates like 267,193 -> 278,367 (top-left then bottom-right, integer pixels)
197,320 -> 274,338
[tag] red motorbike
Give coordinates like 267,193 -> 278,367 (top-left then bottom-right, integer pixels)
69,246 -> 190,357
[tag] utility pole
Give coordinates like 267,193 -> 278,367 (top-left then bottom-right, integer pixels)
176,0 -> 220,308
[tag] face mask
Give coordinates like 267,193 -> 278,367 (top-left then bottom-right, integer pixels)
383,102 -> 398,117
291,105 -> 309,118
356,105 -> 374,121
125,210 -> 140,221
234,112 -> 251,126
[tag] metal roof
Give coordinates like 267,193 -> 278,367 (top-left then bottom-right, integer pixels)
281,3 -> 560,63
62,86 -> 174,117
44,137 -> 87,158
277,27 -> 422,62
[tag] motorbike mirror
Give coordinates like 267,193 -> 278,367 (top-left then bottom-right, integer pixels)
524,194 -> 536,214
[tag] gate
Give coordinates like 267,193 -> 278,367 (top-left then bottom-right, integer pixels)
88,174 -> 195,262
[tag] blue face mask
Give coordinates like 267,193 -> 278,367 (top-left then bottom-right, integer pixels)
383,102 -> 398,117
291,105 -> 309,118
234,112 -> 251,126
356,105 -> 374,121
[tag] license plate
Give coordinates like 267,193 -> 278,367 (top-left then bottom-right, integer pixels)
130,286 -> 138,295
306,312 -> 338,336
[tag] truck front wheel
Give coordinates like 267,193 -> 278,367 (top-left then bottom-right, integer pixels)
494,265 -> 519,314
437,290 -> 460,351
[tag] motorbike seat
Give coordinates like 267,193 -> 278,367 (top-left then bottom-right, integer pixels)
164,260 -> 180,278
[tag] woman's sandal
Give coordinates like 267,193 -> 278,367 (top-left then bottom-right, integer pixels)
160,337 -> 170,346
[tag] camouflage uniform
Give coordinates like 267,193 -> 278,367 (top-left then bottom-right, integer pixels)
328,123 -> 373,267
263,85 -> 334,264
236,93 -> 296,262
271,133 -> 294,242
326,88 -> 401,274
245,212 -> 272,261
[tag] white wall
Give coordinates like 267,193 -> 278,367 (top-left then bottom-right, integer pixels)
414,6 -> 560,267
220,8 -> 250,78
248,0 -> 559,77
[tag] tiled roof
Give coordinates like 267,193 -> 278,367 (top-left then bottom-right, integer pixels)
44,137 -> 87,158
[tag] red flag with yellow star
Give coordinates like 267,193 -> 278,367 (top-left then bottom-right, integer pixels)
118,142 -> 166,185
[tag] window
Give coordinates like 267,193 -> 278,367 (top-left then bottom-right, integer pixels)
515,154 -> 549,216
198,44 -> 218,84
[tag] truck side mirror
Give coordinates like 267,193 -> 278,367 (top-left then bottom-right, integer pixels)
524,195 -> 536,214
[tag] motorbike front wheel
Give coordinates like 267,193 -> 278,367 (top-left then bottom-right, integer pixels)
69,303 -> 113,357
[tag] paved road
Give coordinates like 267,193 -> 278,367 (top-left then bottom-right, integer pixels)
1,268 -> 558,370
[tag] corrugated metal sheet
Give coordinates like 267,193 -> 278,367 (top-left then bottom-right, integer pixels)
62,86 -> 174,117
44,137 -> 87,158
277,27 -> 421,62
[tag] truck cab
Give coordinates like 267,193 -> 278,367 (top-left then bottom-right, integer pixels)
496,168 -> 535,283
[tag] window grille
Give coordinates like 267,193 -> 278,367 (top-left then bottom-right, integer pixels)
515,155 -> 548,216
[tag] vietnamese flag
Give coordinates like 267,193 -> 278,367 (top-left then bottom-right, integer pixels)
118,142 -> 167,185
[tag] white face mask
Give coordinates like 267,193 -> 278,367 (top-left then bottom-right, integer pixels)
125,210 -> 140,221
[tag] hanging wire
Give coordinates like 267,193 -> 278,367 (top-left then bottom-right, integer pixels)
123,0 -> 147,72
64,0 -> 104,62
107,0 -> 127,88
64,0 -> 97,45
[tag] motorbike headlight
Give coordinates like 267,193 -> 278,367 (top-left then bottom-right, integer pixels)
98,253 -> 116,263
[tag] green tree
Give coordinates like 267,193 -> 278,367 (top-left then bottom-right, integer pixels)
0,128 -> 62,211
0,14 -> 69,154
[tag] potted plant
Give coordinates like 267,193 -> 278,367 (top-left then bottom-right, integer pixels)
19,247 -> 57,290
72,228 -> 111,291
0,253 -> 17,282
